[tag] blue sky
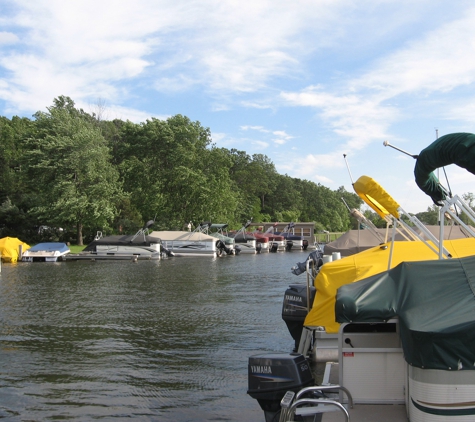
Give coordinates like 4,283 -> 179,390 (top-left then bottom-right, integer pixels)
1,0 -> 475,214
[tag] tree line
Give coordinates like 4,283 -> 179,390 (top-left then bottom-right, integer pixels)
4,96 -> 449,246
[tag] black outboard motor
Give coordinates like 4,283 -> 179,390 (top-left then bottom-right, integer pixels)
256,242 -> 262,253
216,240 -> 233,256
302,239 -> 309,250
161,246 -> 175,257
291,250 -> 323,276
269,242 -> 278,253
285,240 -> 293,251
248,352 -> 314,422
282,284 -> 316,351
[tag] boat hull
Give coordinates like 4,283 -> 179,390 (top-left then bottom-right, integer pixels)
408,366 -> 475,421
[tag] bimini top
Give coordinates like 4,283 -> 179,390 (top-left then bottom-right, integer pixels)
336,255 -> 475,371
353,175 -> 401,220
304,237 -> 475,334
414,132 -> 475,204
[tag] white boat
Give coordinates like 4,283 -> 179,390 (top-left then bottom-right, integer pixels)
149,229 -> 218,257
66,221 -> 169,261
22,242 -> 70,262
262,223 -> 287,251
249,136 -> 475,421
228,220 -> 258,254
196,222 -> 238,256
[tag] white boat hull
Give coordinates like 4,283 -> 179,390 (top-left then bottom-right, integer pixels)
408,366 -> 475,421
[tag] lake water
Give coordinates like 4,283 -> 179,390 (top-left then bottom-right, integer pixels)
0,251 -> 310,421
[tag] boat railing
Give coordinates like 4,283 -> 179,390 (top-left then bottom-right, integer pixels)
279,385 -> 352,422
438,194 -> 475,258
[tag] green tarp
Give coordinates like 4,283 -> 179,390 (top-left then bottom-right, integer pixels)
336,255 -> 475,371
414,132 -> 475,204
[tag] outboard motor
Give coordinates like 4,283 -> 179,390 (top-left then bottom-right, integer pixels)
248,352 -> 314,422
302,239 -> 309,250
234,245 -> 242,255
291,250 -> 323,276
256,242 -> 262,253
216,240 -> 233,256
282,284 -> 316,351
285,240 -> 293,251
269,242 -> 278,253
162,246 -> 175,258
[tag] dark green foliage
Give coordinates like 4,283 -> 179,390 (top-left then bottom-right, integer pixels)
1,96 -> 367,241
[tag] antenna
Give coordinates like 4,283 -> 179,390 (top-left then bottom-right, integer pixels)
343,154 -> 355,184
383,140 -> 418,159
341,197 -> 351,212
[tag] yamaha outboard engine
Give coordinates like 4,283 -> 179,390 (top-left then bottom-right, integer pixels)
282,284 -> 316,351
302,239 -> 309,250
247,352 -> 314,422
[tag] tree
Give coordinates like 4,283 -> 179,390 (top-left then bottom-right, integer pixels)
23,96 -> 123,244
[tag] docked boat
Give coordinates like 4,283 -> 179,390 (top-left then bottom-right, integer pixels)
275,222 -> 309,251
249,136 -> 475,422
0,237 -> 30,263
149,227 -> 218,257
196,222 -> 237,256
251,228 -> 276,253
66,221 -> 170,260
22,242 -> 70,262
262,223 -> 287,251
228,220 -> 259,254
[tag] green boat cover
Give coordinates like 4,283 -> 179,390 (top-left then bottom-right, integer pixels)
336,255 -> 475,371
414,132 -> 475,204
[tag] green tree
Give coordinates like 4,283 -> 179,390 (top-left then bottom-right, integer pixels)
24,96 -> 123,244
415,204 -> 440,226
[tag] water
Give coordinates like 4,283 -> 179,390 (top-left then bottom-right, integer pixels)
0,251 -> 309,421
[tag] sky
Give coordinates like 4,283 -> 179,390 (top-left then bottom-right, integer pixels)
2,0 -> 475,215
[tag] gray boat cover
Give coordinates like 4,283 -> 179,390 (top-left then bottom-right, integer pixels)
83,235 -> 162,251
414,132 -> 475,204
336,255 -> 475,371
324,229 -> 404,257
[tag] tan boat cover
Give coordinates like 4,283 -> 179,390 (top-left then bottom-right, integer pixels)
149,231 -> 216,242
323,228 -> 406,257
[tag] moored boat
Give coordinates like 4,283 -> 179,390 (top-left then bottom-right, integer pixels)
149,229 -> 218,257
196,222 -> 237,256
22,242 -> 70,262
66,221 -> 172,261
249,136 -> 475,421
0,237 -> 30,263
228,220 -> 259,254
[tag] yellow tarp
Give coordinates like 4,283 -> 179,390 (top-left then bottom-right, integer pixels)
304,238 -> 475,333
353,175 -> 401,219
0,237 -> 30,263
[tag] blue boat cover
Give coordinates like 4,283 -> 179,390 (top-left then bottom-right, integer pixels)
28,242 -> 70,253
336,255 -> 475,371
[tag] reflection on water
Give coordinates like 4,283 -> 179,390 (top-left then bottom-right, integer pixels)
0,251 -> 308,421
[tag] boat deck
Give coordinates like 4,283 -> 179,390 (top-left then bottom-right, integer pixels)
322,404 -> 407,421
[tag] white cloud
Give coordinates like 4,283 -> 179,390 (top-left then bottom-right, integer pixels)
0,32 -> 19,44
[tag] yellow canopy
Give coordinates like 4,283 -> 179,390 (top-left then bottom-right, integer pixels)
0,237 -> 30,263
304,238 -> 475,333
353,175 -> 401,219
